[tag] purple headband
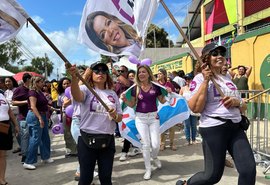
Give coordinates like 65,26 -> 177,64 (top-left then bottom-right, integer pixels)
128,56 -> 152,67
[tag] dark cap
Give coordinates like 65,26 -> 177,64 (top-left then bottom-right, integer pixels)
201,43 -> 226,56
90,61 -> 109,71
183,73 -> 194,80
158,68 -> 167,76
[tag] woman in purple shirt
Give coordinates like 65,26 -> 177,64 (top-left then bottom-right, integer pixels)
23,77 -> 53,170
157,68 -> 177,151
121,65 -> 168,180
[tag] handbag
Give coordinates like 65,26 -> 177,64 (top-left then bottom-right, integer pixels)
239,115 -> 250,131
80,130 -> 113,149
0,122 -> 10,134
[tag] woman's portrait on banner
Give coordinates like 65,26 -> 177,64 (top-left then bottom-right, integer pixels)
85,11 -> 142,57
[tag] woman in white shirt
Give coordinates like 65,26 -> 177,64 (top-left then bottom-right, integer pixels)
176,43 -> 256,185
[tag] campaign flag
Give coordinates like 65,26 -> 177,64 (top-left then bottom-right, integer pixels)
0,0 -> 28,44
118,82 -> 190,148
78,0 -> 159,58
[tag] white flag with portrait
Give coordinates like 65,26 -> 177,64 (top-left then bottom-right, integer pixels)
0,0 -> 28,44
78,0 -> 159,58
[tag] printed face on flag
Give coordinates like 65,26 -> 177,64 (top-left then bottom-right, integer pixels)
78,0 -> 159,58
0,0 -> 26,44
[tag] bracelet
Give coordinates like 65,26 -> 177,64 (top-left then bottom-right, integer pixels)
113,114 -> 119,121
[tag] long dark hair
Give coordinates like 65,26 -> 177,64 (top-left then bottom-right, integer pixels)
57,77 -> 71,94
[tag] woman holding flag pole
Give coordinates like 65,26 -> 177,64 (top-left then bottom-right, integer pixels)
121,64 -> 171,180
68,61 -> 122,185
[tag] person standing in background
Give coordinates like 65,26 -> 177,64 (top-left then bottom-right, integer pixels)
179,73 -> 198,145
23,77 -> 54,170
229,65 -> 252,98
12,73 -> 32,163
157,68 -> 177,151
112,65 -> 140,161
57,77 -> 77,158
50,79 -> 59,108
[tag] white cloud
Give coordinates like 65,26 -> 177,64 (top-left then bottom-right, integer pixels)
16,16 -> 100,80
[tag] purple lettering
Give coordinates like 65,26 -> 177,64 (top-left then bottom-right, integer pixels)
111,0 -> 135,24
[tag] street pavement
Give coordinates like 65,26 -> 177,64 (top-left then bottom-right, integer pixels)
5,129 -> 270,185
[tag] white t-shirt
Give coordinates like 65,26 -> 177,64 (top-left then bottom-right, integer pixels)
173,76 -> 186,87
190,73 -> 242,128
77,85 -> 122,135
0,93 -> 10,121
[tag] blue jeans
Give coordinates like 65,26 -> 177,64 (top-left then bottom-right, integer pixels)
184,115 -> 197,142
20,120 -> 29,156
25,111 -> 51,164
71,117 -> 80,144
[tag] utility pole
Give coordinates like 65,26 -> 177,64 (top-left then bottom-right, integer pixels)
57,68 -> 59,81
44,53 -> 48,79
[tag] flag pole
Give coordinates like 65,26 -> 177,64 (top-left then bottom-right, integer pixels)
27,18 -> 110,111
160,0 -> 225,97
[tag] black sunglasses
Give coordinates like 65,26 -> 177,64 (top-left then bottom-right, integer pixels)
92,68 -> 108,74
117,70 -> 126,73
210,50 -> 226,57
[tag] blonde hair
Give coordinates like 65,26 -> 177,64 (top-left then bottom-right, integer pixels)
29,76 -> 44,91
135,65 -> 156,87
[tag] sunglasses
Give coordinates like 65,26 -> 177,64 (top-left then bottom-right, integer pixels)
117,70 -> 126,73
210,50 -> 226,57
92,68 -> 108,74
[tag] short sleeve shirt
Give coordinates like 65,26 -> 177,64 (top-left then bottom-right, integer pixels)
12,86 -> 29,118
190,73 -> 241,127
0,93 -> 10,121
28,90 -> 48,112
131,84 -> 162,113
78,85 -> 122,135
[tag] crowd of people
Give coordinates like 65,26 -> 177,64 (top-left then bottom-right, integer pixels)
0,43 -> 256,185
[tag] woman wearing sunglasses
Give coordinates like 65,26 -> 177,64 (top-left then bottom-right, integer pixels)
68,61 -> 122,185
176,43 -> 256,185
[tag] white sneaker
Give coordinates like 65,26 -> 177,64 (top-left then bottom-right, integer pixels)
128,148 -> 141,157
143,169 -> 151,180
119,152 -> 127,161
41,158 -> 54,164
153,158 -> 162,169
23,163 -> 36,170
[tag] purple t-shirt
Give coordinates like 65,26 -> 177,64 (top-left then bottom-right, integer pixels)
28,90 -> 48,112
12,86 -> 29,118
131,84 -> 162,113
115,80 -> 134,97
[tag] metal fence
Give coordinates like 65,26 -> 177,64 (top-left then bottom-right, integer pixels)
240,90 -> 270,173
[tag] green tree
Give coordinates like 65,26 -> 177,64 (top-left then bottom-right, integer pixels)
146,24 -> 174,48
23,55 -> 54,77
0,39 -> 25,72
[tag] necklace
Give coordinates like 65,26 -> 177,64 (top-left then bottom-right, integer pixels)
141,84 -> 151,92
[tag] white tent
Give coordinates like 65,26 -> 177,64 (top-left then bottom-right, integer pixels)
0,67 -> 15,76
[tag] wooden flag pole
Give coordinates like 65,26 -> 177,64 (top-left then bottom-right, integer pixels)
27,18 -> 110,111
160,0 -> 225,97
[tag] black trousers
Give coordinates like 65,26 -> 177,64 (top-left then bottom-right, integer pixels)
78,136 -> 115,185
187,121 -> 256,185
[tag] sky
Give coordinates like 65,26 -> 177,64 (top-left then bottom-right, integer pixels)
15,0 -> 192,80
